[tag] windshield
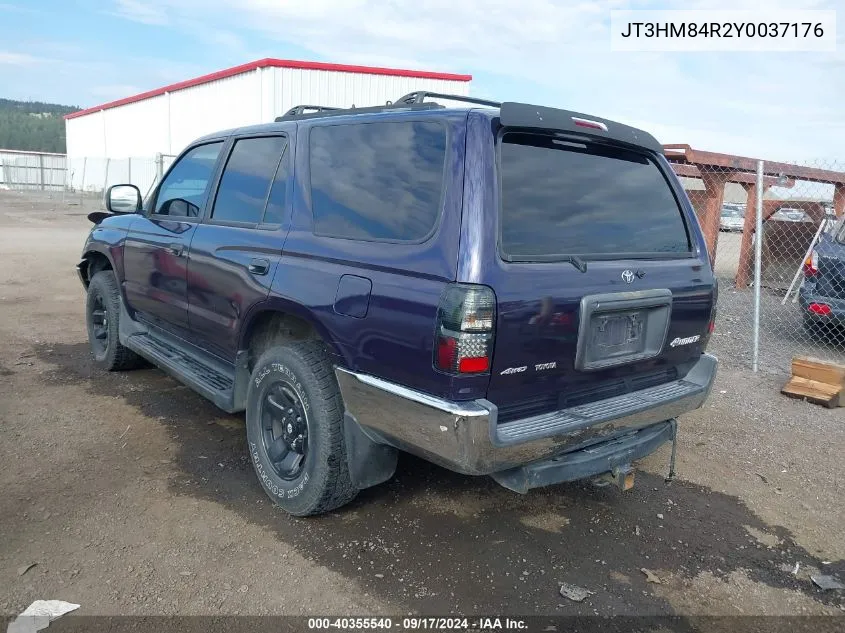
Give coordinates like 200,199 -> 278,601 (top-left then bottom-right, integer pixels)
499,132 -> 691,259
722,208 -> 743,218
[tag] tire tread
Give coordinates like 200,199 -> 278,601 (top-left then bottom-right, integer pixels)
87,271 -> 142,371
249,339 -> 356,516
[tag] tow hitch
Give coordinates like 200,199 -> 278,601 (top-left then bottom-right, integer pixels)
593,464 -> 636,491
490,420 -> 677,494
592,418 -> 678,491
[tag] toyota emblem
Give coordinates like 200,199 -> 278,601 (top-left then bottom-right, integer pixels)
621,270 -> 636,284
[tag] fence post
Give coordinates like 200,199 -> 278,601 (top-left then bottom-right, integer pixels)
104,157 -> 111,194
128,157 -> 132,184
80,157 -> 87,204
155,152 -> 164,184
39,154 -> 45,191
752,160 -> 764,372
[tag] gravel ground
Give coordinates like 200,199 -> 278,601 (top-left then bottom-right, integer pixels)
1,190 -> 844,620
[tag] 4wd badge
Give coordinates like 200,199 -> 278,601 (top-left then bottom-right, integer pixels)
670,335 -> 701,347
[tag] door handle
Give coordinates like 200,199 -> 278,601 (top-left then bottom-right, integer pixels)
248,258 -> 270,276
168,243 -> 184,257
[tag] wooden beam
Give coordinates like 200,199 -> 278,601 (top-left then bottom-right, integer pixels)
834,183 -> 845,219
734,183 -> 759,288
699,171 -> 727,265
664,146 -> 845,185
671,163 -> 795,188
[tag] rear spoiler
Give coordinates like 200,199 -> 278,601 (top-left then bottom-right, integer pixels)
499,102 -> 663,154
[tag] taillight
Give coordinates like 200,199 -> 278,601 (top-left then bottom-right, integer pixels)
434,284 -> 495,375
803,250 -> 819,277
702,280 -> 718,347
808,303 -> 832,316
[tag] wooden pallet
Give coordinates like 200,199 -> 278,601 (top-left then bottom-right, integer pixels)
781,356 -> 845,408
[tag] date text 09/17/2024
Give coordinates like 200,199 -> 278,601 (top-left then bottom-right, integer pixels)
307,617 -> 528,630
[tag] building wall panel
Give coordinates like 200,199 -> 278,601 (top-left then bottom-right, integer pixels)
65,63 -> 472,193
168,71 -> 264,152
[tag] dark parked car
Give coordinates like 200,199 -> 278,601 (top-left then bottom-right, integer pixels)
77,93 -> 718,516
800,216 -> 845,330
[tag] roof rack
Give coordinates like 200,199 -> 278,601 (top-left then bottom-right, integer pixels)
274,105 -> 341,121
274,101 -> 442,122
273,91 -> 497,122
393,91 -> 501,108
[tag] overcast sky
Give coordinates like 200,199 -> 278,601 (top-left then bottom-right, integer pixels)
0,0 -> 842,162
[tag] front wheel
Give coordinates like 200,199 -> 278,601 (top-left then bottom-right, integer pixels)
245,340 -> 357,516
85,271 -> 142,371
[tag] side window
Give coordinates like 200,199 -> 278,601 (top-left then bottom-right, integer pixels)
309,120 -> 447,241
262,143 -> 290,225
212,136 -> 287,225
154,142 -> 223,217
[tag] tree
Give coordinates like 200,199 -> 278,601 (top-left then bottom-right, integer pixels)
0,98 -> 79,153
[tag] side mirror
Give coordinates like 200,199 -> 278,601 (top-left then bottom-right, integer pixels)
106,184 -> 142,214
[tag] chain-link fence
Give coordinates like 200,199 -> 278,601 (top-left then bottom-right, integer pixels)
0,149 -> 177,200
65,154 -> 176,199
671,157 -> 845,374
0,149 -> 67,191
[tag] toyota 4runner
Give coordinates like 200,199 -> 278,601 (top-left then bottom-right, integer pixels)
78,92 -> 718,516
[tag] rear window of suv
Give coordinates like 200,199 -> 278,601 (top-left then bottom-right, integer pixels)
499,132 -> 691,259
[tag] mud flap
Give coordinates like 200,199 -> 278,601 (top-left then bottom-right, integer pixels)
343,412 -> 398,490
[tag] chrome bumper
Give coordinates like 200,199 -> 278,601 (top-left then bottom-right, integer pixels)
335,353 -> 718,476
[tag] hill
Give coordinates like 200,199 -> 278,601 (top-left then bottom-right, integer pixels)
0,98 -> 79,153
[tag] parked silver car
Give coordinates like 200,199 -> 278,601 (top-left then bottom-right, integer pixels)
719,205 -> 745,232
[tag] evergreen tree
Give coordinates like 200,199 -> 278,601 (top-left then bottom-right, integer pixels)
0,98 -> 79,153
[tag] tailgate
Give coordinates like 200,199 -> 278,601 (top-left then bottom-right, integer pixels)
487,261 -> 714,419
483,130 -> 715,419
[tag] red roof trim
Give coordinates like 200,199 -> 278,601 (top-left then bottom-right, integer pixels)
64,58 -> 473,120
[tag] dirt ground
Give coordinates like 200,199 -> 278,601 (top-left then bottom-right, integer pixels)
1,190 -> 844,620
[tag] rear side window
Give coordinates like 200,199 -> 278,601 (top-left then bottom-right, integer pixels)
309,120 -> 447,241
212,136 -> 287,225
499,133 -> 690,259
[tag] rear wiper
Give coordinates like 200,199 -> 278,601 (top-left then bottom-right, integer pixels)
502,253 -> 588,271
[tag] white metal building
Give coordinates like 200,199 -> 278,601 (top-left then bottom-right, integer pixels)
64,58 -> 472,194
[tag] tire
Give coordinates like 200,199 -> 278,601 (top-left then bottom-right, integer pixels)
245,340 -> 357,516
85,271 -> 142,371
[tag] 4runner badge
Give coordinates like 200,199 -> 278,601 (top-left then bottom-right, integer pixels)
500,366 -> 527,375
670,335 -> 701,347
621,270 -> 636,284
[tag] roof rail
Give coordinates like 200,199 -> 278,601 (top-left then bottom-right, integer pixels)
274,105 -> 341,121
273,101 -> 442,122
393,91 -> 501,108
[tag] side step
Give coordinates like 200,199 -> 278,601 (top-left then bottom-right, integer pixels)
124,332 -> 237,412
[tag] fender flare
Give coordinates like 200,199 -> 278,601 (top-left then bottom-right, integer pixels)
239,297 -> 350,366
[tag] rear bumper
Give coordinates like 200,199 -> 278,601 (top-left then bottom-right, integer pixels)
335,352 -> 718,476
491,420 -> 675,493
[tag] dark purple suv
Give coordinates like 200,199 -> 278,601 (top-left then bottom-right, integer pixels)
77,92 -> 718,516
